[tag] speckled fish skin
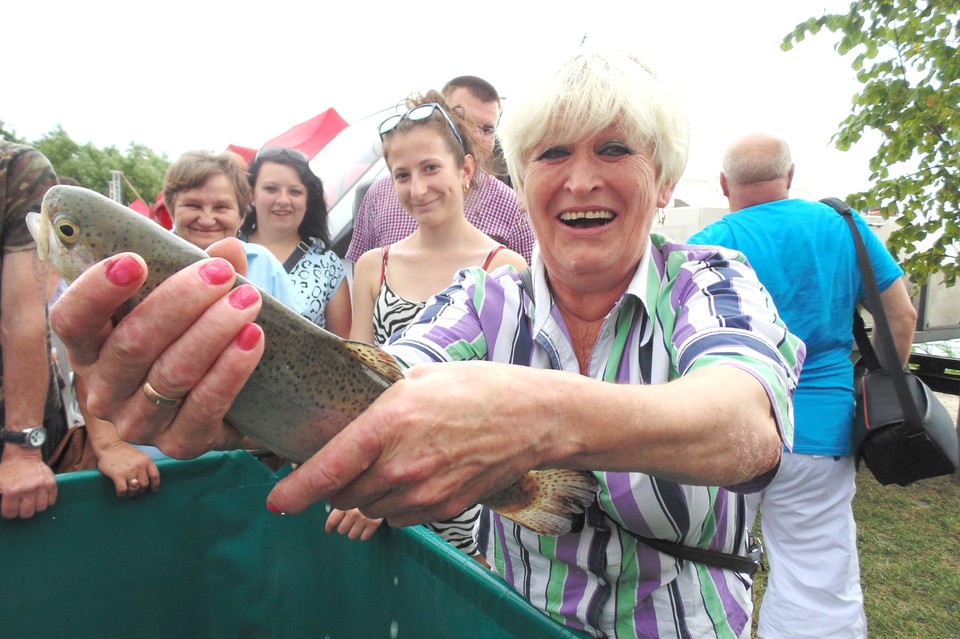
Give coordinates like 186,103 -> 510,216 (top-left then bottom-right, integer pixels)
29,185 -> 397,464
28,185 -> 599,536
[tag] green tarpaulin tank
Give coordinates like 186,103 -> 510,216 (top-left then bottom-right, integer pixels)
0,451 -> 588,638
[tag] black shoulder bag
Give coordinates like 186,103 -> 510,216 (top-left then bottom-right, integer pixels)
517,268 -> 764,575
821,197 -> 958,486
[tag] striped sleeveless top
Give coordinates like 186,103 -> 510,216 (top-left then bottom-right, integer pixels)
372,244 -> 505,347
371,244 -> 506,557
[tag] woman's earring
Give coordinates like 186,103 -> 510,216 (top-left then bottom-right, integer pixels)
658,208 -> 665,225
463,183 -> 469,195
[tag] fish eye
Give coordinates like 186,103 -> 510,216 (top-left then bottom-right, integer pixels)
54,219 -> 80,244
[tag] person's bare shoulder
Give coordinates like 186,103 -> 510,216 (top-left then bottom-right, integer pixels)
491,248 -> 528,272
353,248 -> 384,291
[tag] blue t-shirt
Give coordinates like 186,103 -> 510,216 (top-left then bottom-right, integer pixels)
689,199 -> 904,455
244,242 -> 299,312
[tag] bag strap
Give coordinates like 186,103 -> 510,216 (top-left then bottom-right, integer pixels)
518,266 -> 760,575
282,241 -> 311,273
819,197 -> 923,430
623,529 -> 762,576
518,267 -> 534,299
852,311 -> 881,371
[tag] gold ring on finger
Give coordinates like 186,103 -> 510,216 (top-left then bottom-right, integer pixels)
142,380 -> 185,408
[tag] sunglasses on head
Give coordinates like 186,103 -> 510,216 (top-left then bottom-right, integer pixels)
255,146 -> 309,163
378,103 -> 465,149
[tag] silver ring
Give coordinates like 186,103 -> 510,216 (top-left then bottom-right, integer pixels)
142,381 -> 185,408
129,478 -> 140,488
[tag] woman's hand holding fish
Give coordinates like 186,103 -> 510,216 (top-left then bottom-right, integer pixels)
50,247 -> 264,458
268,361 -> 556,526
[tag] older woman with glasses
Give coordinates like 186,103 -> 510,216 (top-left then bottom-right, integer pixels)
240,147 -> 350,338
50,53 -> 803,638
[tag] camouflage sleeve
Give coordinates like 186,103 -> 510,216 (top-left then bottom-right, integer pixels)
0,142 -> 59,255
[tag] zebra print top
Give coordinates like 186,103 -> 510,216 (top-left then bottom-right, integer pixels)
372,279 -> 425,347
372,244 -> 505,347
370,243 -> 505,557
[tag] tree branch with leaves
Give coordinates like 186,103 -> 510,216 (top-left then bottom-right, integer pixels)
783,0 -> 959,285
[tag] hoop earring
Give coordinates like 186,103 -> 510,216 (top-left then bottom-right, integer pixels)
657,208 -> 665,225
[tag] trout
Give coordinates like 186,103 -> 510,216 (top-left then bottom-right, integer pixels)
27,185 -> 598,536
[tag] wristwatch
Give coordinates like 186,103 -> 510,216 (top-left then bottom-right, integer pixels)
0,426 -> 47,449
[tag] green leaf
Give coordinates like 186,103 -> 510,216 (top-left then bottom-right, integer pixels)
783,0 -> 960,283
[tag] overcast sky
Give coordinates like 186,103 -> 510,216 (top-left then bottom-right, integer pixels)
5,0 -> 873,201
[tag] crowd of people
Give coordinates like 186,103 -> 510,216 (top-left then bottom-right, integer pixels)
0,53 -> 920,639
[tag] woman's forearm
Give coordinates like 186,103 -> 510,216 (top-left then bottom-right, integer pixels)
538,366 -> 782,485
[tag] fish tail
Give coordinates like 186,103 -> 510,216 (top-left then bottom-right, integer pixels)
483,470 -> 599,536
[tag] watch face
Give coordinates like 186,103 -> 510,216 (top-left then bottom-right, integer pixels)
27,429 -> 46,447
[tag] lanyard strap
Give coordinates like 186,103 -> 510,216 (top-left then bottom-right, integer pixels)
517,268 -> 760,575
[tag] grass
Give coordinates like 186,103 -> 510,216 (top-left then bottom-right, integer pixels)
751,471 -> 960,639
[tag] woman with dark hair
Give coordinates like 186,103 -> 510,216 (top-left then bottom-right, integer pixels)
241,148 -> 350,338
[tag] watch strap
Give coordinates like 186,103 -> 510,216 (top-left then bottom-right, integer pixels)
1,426 -> 46,447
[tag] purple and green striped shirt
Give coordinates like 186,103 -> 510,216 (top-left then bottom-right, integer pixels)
386,235 -> 804,639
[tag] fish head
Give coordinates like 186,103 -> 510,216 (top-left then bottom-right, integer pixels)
29,185 -> 109,284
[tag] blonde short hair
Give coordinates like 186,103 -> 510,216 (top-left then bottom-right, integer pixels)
499,53 -> 689,196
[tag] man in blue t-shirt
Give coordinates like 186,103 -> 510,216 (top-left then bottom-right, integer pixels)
689,134 -> 917,639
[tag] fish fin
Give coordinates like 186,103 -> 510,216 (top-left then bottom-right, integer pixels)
341,340 -> 406,384
482,470 -> 599,536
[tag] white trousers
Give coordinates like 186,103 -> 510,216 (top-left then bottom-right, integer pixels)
745,453 -> 867,639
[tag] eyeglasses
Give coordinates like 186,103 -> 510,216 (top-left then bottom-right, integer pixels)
255,146 -> 309,163
378,103 -> 464,149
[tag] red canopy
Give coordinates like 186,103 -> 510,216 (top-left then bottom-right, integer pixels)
225,144 -> 257,165
150,192 -> 173,230
128,198 -> 150,217
145,109 -> 351,220
263,108 -> 349,159
226,108 -> 350,164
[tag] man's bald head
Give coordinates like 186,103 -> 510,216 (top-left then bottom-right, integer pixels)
722,134 -> 793,186
720,134 -> 795,211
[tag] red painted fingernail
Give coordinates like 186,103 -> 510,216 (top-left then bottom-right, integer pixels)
267,501 -> 282,514
229,285 -> 259,310
106,256 -> 143,285
236,324 -> 262,351
199,258 -> 234,286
